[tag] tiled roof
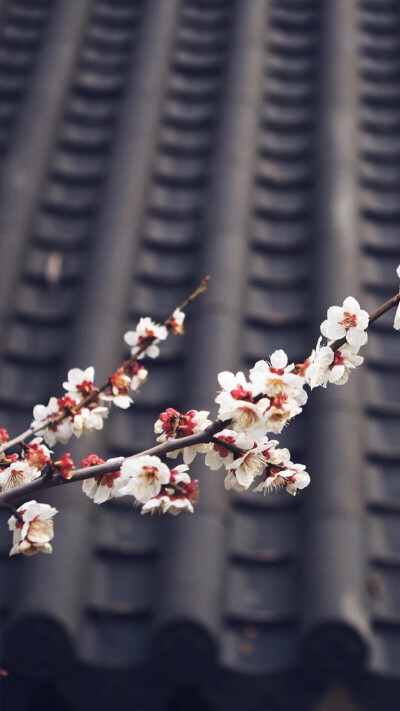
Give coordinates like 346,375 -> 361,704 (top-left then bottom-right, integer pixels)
1,0 -> 400,708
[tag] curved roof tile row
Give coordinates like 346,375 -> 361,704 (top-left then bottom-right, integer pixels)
1,0 -> 400,709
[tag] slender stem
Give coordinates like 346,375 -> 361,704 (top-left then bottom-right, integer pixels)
0,277 -> 210,456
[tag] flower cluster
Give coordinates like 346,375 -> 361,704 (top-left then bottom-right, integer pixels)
216,350 -> 307,438
302,296 -> 369,389
0,437 -> 51,492
154,408 -> 212,463
80,454 -> 200,515
205,430 -> 309,496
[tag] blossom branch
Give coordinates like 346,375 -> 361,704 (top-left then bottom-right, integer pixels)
0,420 -> 225,506
0,277 -> 210,456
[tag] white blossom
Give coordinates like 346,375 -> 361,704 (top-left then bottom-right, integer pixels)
215,371 -> 269,436
250,350 -> 307,406
124,317 -> 168,359
254,463 -> 310,496
80,406 -> 108,433
141,465 -> 197,515
155,408 -> 212,464
224,470 -> 249,493
303,338 -> 334,389
62,367 -> 95,397
31,398 -> 74,446
204,429 -> 238,470
130,365 -> 148,392
327,343 -> 363,385
320,296 -> 369,349
82,469 -> 124,504
8,501 -> 57,556
117,455 -> 171,504
227,442 -> 267,489
0,461 -> 41,492
264,393 -> 302,434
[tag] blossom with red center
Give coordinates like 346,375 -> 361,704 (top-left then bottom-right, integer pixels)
155,408 -> 197,438
32,397 -> 82,446
326,343 -> 363,385
254,462 -> 310,497
216,371 -> 269,436
8,500 -> 58,556
141,465 -> 199,515
101,370 -> 133,409
124,317 -> 168,360
204,432 -> 237,470
320,296 -> 369,349
81,454 -> 124,504
264,392 -> 302,434
63,367 -> 96,399
0,429 -> 9,443
23,438 -> 52,470
154,409 -> 212,464
55,453 -> 75,479
0,460 -> 41,492
204,430 -> 253,471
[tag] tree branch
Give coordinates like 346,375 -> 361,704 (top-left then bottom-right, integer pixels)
0,420 -> 225,507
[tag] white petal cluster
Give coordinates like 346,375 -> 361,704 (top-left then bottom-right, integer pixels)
225,441 -> 267,490
250,350 -> 307,405
394,265 -> 400,331
216,371 -> 269,436
124,317 -> 168,359
23,437 -> 52,470
31,394 -> 108,446
32,398 -> 75,446
63,367 -> 95,398
141,464 -> 197,515
254,462 -> 310,497
320,296 -> 369,349
304,337 -> 363,389
154,408 -> 212,464
8,501 -> 57,556
82,467 -> 124,504
0,460 -> 41,492
117,455 -> 171,504
114,457 -> 199,515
